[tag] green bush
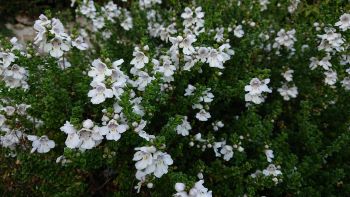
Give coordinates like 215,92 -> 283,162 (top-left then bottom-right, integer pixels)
0,0 -> 350,196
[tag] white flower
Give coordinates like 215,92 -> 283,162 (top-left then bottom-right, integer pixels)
324,70 -> 337,86
0,52 -> 16,67
199,89 -> 214,103
33,14 -> 50,45
251,170 -> 263,178
80,0 -> 96,19
309,57 -> 319,70
341,77 -> 350,90
185,84 -> 196,96
134,71 -> 154,91
174,190 -> 188,197
131,48 -> 149,69
3,64 -> 27,79
174,180 -> 212,197
196,109 -> 211,121
88,82 -> 114,104
262,164 -> 282,177
212,121 -> 224,131
176,116 -> 191,136
133,146 -> 157,170
197,47 -> 209,62
183,56 -> 197,71
50,18 -> 65,35
335,13 -> 350,31
1,130 -> 22,149
56,155 -> 71,165
102,119 -> 128,141
244,78 -> 272,104
277,84 -> 298,101
214,27 -> 224,42
207,48 -> 224,69
2,63 -> 28,89
288,0 -> 300,14
319,55 -> 332,70
181,7 -> 193,21
273,29 -> 297,50
139,0 -> 161,9
3,106 -> 16,116
0,114 -> 6,127
245,78 -> 272,95
152,151 -> 173,178
259,0 -> 270,11
65,132 -> 80,149
340,55 -> 350,65
131,97 -> 145,116
179,34 -> 197,55
88,59 -> 112,82
111,60 -> 128,98
133,146 -> 173,181
102,1 -> 121,21
282,69 -> 294,82
72,36 -> 88,50
44,37 -> 70,58
317,28 -> 344,52
92,16 -> 105,31
234,25 -> 244,38
62,119 -> 104,150
159,23 -> 177,42
27,135 -> 55,153
134,120 -> 155,141
189,180 -> 212,197
181,7 -> 205,35
121,11 -> 133,31
60,121 -> 77,134
265,149 -> 274,162
310,55 -> 332,71
77,126 -> 104,149
219,43 -> 234,62
138,130 -> 156,141
220,145 -> 233,161
58,57 -> 71,69
60,121 -> 80,148
158,58 -> 176,77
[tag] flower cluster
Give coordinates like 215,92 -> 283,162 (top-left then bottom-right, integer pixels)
78,0 -> 133,33
251,164 -> 283,185
251,146 -> 282,184
309,13 -> 350,90
277,69 -> 298,101
27,135 -> 55,153
88,58 -> 128,104
0,103 -> 46,153
1,0 -> 350,196
244,78 -> 272,104
133,146 -> 173,192
0,42 -> 28,89
173,180 -> 212,197
34,14 -> 88,59
213,138 -> 244,161
60,120 -> 103,150
184,85 -> 214,122
176,116 -> 192,136
273,29 -> 297,52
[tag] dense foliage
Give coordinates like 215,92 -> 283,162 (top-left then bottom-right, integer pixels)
1,0 -> 350,196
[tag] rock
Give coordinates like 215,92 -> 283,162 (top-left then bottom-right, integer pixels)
5,23 -> 35,42
15,15 -> 34,26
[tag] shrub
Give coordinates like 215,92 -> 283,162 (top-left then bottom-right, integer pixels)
0,0 -> 350,196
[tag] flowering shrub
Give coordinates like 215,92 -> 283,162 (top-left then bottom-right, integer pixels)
1,0 -> 350,196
